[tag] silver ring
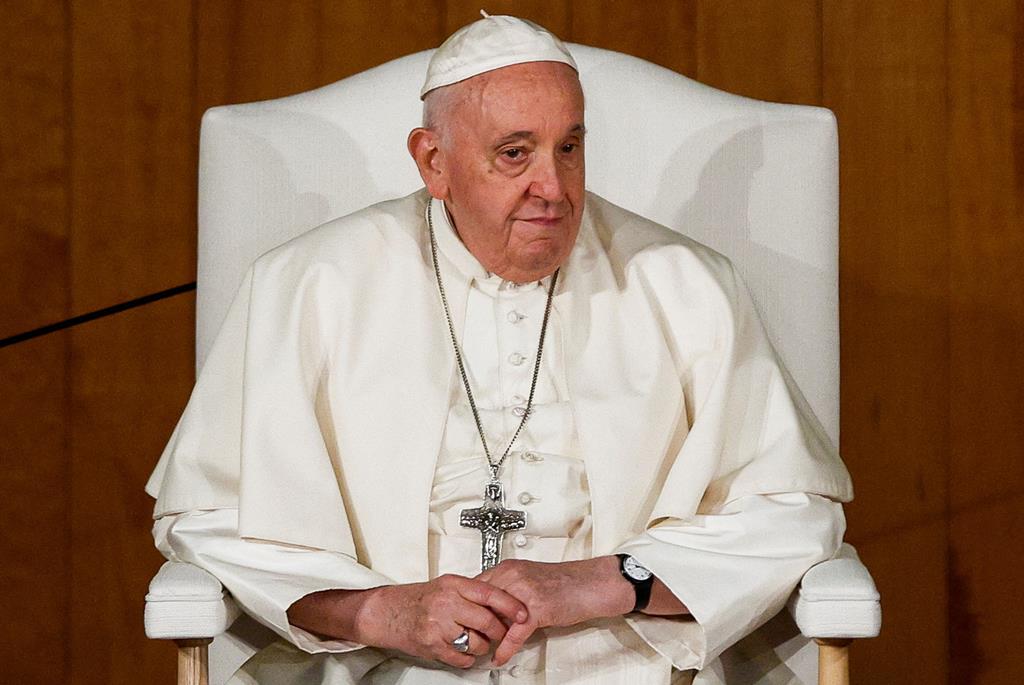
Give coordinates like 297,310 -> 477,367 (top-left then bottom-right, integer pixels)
451,630 -> 470,653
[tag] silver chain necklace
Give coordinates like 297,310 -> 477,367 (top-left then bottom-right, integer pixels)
426,200 -> 559,569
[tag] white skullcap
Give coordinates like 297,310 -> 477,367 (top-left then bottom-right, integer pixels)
420,12 -> 578,99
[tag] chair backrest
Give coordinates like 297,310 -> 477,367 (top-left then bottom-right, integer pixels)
197,44 -> 839,446
196,44 -> 838,683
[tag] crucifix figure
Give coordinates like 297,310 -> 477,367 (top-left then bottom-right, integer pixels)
460,479 -> 527,571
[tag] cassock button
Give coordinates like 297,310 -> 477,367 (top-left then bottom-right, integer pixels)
513,534 -> 528,548
508,352 -> 526,366
517,492 -> 535,505
511,406 -> 527,418
507,310 -> 525,324
511,394 -> 526,405
508,665 -> 521,677
522,451 -> 543,463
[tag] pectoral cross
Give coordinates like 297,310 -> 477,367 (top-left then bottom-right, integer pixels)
460,479 -> 527,571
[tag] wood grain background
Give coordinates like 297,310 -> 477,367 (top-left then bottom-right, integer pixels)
1,1 -> 1021,682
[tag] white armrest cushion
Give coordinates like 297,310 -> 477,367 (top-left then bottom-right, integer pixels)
145,561 -> 241,640
788,543 -> 882,639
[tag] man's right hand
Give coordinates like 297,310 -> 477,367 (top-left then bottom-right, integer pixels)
286,574 -> 529,669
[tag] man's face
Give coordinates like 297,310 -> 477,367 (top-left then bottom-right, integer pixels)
421,62 -> 585,283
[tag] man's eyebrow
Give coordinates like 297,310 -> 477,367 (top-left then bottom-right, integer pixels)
494,131 -> 536,146
493,124 -> 587,147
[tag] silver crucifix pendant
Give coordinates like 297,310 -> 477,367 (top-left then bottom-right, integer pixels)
459,479 -> 527,571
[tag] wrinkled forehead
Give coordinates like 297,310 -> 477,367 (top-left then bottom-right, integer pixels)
453,62 -> 585,120
467,60 -> 582,93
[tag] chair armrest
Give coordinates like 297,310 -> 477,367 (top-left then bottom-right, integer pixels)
787,543 -> 881,639
145,561 -> 241,640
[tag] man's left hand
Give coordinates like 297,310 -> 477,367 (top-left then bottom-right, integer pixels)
476,556 -> 634,666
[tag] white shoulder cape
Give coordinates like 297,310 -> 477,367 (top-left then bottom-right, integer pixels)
147,189 -> 852,584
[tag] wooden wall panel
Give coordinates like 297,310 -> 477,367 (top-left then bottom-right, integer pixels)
852,522 -> 950,682
948,1 -> 1024,680
824,1 -> 950,541
446,0 -> 570,38
68,2 -> 196,681
948,0 -> 1024,510
696,0 -> 822,105
69,0 -> 196,314
0,337 -> 70,683
320,1 -> 444,81
949,495 -> 1024,682
0,0 -> 69,337
571,0 -> 697,77
196,1 -> 322,109
198,1 -> 443,113
68,295 -> 195,684
825,4 -> 949,677
0,3 -> 70,683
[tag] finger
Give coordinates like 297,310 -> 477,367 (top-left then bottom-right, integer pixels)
433,628 -> 475,669
463,629 -> 489,657
453,600 -> 508,643
436,650 -> 476,670
458,579 -> 529,625
492,619 -> 536,666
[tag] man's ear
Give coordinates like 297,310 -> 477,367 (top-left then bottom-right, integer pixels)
407,128 -> 449,199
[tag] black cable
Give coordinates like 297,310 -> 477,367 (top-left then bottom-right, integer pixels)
0,281 -> 197,349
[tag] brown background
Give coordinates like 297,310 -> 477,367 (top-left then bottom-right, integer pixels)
1,1 -> 1021,683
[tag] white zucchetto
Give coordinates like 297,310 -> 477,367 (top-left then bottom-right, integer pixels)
420,12 -> 578,99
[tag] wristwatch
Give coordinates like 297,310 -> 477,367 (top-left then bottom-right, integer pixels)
616,554 -> 654,612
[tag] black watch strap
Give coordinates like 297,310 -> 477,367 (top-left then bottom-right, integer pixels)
616,554 -> 654,612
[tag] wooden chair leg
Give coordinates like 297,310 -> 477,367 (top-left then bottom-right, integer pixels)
815,638 -> 852,685
175,638 -> 212,685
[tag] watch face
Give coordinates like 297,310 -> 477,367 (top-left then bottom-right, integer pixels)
623,555 -> 653,581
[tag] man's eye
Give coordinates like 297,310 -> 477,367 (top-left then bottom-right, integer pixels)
561,143 -> 578,154
502,148 -> 524,160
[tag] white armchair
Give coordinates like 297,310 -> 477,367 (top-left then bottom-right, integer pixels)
145,44 -> 880,684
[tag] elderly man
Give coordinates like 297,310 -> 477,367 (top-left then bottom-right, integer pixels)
147,14 -> 852,685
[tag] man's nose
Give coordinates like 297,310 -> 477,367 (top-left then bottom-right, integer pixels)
528,153 -> 566,202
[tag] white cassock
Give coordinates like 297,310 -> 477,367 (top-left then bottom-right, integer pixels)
147,190 -> 852,684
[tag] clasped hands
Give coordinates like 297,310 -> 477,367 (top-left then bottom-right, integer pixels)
287,556 -> 635,669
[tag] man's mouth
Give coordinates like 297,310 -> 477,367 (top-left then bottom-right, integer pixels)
519,215 -> 564,226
